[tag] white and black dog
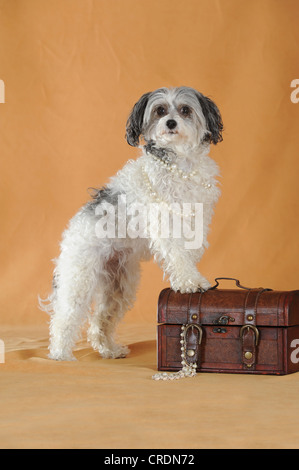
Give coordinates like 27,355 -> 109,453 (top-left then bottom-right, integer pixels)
40,86 -> 223,361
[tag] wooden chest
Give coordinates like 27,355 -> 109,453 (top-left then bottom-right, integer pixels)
157,278 -> 299,375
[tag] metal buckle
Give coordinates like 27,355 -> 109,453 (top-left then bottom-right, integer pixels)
239,324 -> 259,346
184,324 -> 203,345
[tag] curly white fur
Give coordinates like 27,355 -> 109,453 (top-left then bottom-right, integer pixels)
39,86 -> 223,361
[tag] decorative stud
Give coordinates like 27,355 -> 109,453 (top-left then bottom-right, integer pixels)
187,349 -> 195,357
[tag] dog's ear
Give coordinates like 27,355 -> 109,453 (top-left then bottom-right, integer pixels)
196,93 -> 223,145
126,92 -> 152,147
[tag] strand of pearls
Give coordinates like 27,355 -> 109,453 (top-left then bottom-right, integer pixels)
141,166 -> 196,217
151,153 -> 198,180
152,325 -> 198,381
149,153 -> 213,189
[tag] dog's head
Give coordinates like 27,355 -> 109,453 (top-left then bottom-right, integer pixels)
126,86 -> 223,150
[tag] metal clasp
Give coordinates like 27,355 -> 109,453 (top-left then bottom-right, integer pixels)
213,315 -> 235,325
213,327 -> 227,333
239,324 -> 260,346
184,324 -> 203,345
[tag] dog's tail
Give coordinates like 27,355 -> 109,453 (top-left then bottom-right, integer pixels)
38,291 -> 55,315
38,272 -> 58,315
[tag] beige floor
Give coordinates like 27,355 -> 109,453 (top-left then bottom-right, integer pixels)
1,322 -> 299,449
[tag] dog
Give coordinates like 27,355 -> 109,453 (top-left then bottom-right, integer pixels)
39,86 -> 223,361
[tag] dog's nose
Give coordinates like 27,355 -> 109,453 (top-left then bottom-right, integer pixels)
166,119 -> 177,130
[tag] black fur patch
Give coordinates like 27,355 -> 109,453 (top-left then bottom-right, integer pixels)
144,140 -> 176,161
125,91 -> 152,147
196,93 -> 223,145
87,186 -> 120,205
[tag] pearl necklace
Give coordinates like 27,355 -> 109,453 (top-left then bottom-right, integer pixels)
151,153 -> 198,180
149,153 -> 213,189
152,325 -> 198,381
142,163 -> 213,218
141,166 -> 196,217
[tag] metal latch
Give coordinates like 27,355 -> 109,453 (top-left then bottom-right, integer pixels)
213,315 -> 235,325
213,327 -> 227,333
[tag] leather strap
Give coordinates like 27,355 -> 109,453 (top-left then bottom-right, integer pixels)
241,325 -> 259,369
244,288 -> 260,325
241,288 -> 268,369
187,292 -> 203,324
184,324 -> 203,369
185,292 -> 204,369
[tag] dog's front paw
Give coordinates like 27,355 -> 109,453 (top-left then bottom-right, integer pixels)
197,277 -> 211,292
171,275 -> 211,294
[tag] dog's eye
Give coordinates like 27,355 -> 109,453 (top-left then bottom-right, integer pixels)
180,106 -> 192,117
156,106 -> 167,117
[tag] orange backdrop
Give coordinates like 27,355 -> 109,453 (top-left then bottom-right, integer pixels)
1,0 -> 299,326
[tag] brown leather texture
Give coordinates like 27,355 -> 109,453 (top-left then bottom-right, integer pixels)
157,282 -> 299,375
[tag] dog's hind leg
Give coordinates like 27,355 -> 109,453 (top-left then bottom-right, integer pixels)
87,249 -> 141,359
88,289 -> 130,358
46,244 -> 101,361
